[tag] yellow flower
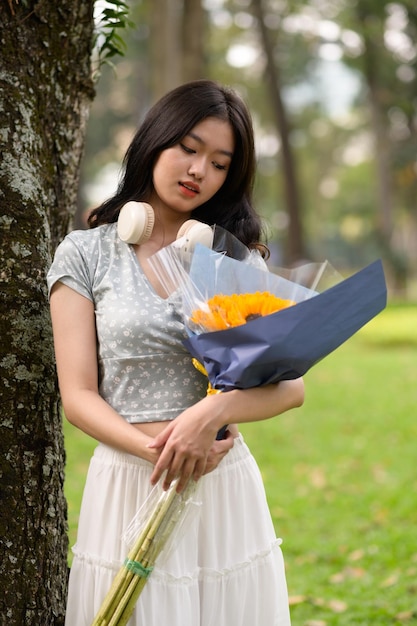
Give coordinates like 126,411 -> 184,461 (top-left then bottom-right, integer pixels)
190,291 -> 296,332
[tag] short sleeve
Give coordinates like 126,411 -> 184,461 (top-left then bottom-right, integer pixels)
47,235 -> 93,301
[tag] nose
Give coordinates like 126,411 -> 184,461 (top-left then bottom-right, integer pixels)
187,156 -> 206,180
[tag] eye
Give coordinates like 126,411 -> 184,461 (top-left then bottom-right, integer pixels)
213,162 -> 228,171
180,143 -> 195,154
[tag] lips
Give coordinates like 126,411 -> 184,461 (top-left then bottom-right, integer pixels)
179,181 -> 200,197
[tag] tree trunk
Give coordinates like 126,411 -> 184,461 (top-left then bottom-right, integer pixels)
182,0 -> 206,80
250,0 -> 307,264
358,7 -> 408,291
149,0 -> 183,100
149,0 -> 206,101
0,1 -> 95,623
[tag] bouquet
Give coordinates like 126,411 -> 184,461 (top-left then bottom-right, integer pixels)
179,242 -> 387,390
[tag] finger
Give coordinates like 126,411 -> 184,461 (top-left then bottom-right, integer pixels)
210,432 -> 233,456
224,430 -> 235,450
162,468 -> 180,491
174,458 -> 197,493
150,448 -> 174,486
162,452 -> 188,491
192,457 -> 207,483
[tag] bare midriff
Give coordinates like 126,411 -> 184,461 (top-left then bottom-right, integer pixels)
132,421 -> 239,438
132,421 -> 169,438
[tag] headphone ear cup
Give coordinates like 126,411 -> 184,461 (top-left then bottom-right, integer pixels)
117,202 -> 155,245
176,220 -> 214,253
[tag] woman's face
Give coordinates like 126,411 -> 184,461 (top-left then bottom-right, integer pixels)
151,117 -> 235,217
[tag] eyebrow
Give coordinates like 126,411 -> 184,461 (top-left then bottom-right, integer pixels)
187,131 -> 233,159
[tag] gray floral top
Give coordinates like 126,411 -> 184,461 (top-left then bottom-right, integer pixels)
47,223 -> 206,423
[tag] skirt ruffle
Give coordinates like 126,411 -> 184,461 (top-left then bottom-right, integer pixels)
65,436 -> 291,626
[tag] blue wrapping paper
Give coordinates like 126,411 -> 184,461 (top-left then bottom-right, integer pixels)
183,259 -> 387,391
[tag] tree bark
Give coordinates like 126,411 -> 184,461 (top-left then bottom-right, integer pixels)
0,1 -> 95,623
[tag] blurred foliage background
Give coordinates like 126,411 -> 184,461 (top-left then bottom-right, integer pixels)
78,0 -> 417,298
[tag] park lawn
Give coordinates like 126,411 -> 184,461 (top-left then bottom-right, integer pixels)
63,303 -> 417,625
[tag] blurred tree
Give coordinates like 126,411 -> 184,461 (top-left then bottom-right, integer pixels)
309,0 -> 417,290
150,0 -> 206,100
352,0 -> 416,290
250,0 -> 307,263
0,1 -> 94,622
248,0 -> 416,288
182,0 -> 207,82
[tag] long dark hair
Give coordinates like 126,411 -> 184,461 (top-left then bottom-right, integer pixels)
88,80 -> 265,249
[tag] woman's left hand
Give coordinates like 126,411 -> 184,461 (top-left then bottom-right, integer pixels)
204,428 -> 235,475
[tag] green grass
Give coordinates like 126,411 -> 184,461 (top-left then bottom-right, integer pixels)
63,304 -> 417,625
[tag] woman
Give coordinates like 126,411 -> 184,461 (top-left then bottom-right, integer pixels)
48,79 -> 304,625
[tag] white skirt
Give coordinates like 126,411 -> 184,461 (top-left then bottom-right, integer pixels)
65,435 -> 291,626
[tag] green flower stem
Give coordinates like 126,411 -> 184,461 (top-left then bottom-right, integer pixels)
91,479 -> 197,626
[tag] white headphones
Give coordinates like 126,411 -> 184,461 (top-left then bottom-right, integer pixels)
117,201 -> 213,251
